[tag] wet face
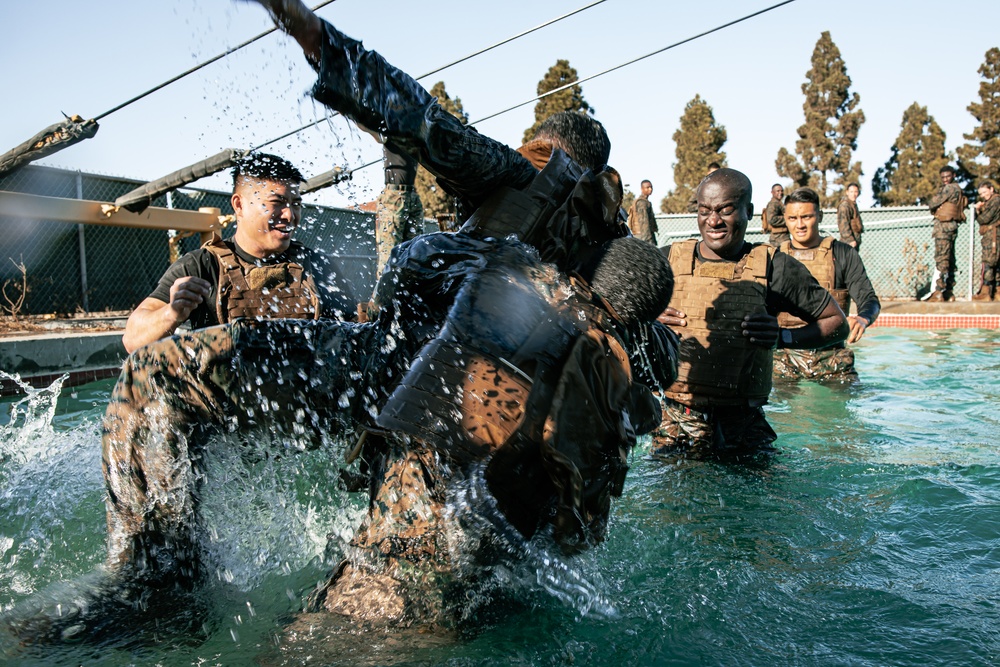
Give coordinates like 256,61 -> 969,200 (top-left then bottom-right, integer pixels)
231,178 -> 303,258
696,177 -> 751,260
641,181 -> 653,198
785,201 -> 822,248
771,185 -> 784,201
941,170 -> 955,185
979,185 -> 994,202
847,184 -> 860,202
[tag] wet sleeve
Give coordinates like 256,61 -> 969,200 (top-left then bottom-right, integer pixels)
767,252 -> 832,321
834,242 -> 880,324
310,19 -> 535,211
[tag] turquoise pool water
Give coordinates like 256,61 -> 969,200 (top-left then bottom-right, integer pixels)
1,328 -> 998,665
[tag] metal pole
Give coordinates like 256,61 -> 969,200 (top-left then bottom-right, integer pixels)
75,171 -> 89,312
968,204 -> 976,299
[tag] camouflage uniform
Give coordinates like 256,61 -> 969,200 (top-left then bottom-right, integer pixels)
837,197 -> 863,248
773,347 -> 856,380
977,195 -> 1000,296
627,196 -> 658,244
928,182 -> 966,296
374,184 -> 423,278
764,198 -> 788,247
102,319 -> 381,585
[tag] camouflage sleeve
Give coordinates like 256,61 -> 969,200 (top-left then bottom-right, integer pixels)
765,200 -> 785,229
927,184 -> 960,211
837,200 -> 855,242
979,197 -> 1000,227
311,19 -> 536,212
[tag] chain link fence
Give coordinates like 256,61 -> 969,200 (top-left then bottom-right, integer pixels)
0,165 -> 388,316
0,165 -> 985,316
654,206 -> 981,301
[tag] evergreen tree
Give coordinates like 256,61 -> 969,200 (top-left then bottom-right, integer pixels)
872,103 -> 951,206
523,59 -> 593,144
957,47 -> 1000,184
413,82 -> 469,220
621,188 -> 636,216
660,95 -> 727,213
775,31 -> 865,207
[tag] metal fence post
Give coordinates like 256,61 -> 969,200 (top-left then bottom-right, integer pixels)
969,205 -> 976,299
75,170 -> 90,312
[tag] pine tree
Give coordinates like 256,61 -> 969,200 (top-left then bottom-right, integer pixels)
776,31 -> 865,207
523,59 -> 593,144
660,95 -> 727,214
872,103 -> 951,206
957,47 -> 1000,184
413,82 -> 469,220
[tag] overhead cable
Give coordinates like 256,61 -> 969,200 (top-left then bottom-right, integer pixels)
253,0 -> 609,151
302,0 -> 800,192
94,0 -> 339,122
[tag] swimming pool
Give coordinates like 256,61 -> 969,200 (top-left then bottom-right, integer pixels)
2,327 -> 998,665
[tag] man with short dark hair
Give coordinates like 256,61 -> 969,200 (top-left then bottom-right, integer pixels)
762,183 -> 786,247
122,152 -> 357,352
628,179 -> 658,244
837,183 -> 863,249
926,165 -> 967,301
775,187 -> 880,379
974,180 -> 1000,301
653,169 -> 848,454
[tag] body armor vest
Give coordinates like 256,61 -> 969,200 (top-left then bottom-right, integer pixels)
665,239 -> 774,407
777,237 -> 849,328
202,237 -> 320,323
458,149 -> 627,271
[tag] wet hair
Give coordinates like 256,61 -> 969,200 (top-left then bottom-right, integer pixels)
232,152 -> 304,190
532,112 -> 611,171
785,187 -> 821,208
581,237 -> 673,326
940,165 -> 956,175
707,162 -> 721,171
979,180 -> 995,191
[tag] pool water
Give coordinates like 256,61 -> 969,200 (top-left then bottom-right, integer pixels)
1,328 -> 998,666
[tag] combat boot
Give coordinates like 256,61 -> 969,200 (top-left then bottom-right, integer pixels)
926,290 -> 945,302
972,284 -> 991,301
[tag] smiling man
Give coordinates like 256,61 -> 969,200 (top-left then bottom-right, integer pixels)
122,152 -> 357,352
653,169 -> 848,455
774,187 -> 880,380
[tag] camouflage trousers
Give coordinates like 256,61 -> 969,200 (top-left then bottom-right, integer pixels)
375,184 -> 424,279
650,399 -> 777,455
932,220 -> 959,292
102,319 -> 377,585
981,225 -> 999,284
307,447 -> 475,628
773,346 -> 857,381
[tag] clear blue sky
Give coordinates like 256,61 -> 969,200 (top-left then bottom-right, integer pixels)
1,0 -> 995,209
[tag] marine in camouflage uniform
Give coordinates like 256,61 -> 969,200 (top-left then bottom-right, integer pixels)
374,144 -> 424,279
627,180 -> 658,244
974,181 -> 1000,300
927,167 -> 967,301
837,183 -> 863,249
773,190 -> 880,380
762,184 -> 788,247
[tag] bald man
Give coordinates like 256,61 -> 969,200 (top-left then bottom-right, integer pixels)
653,168 -> 848,455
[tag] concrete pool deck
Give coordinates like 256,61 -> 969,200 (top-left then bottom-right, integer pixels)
2,301 -> 999,396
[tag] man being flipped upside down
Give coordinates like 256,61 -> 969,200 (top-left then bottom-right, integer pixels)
3,0 -> 681,644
